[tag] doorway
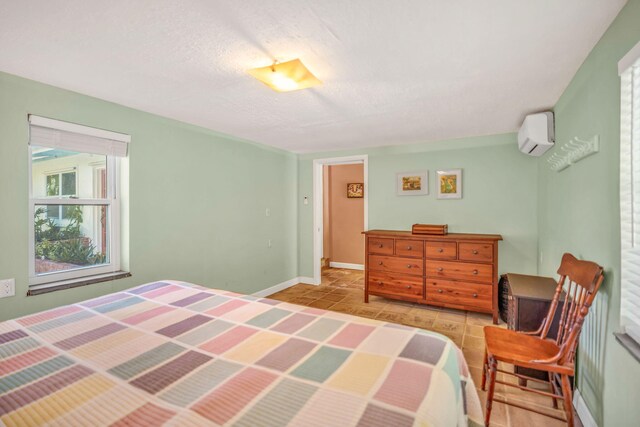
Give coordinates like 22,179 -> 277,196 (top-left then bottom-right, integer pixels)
313,155 -> 368,285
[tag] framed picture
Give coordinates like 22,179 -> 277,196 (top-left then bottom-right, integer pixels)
396,171 -> 428,196
347,183 -> 364,198
437,169 -> 462,199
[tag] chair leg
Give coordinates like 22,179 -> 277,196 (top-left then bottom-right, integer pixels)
484,356 -> 498,427
561,374 -> 574,427
548,372 -> 559,409
481,349 -> 488,391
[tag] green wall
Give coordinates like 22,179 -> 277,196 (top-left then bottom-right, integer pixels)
0,71 -> 298,321
297,134 -> 539,279
537,0 -> 640,425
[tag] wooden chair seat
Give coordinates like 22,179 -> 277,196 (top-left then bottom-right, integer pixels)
484,326 -> 573,375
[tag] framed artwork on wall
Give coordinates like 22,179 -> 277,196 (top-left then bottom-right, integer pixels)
437,169 -> 462,199
347,183 -> 364,198
396,171 -> 428,196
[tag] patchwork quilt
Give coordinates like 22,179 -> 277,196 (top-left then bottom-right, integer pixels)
0,281 -> 482,426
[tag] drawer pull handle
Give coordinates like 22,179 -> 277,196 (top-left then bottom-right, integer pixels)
407,246 -> 412,250
378,281 -> 384,286
406,264 -> 412,268
473,250 -> 478,254
437,267 -> 443,272
437,289 -> 443,293
378,262 -> 383,265
473,293 -> 478,298
437,248 -> 443,253
472,269 -> 478,275
378,244 -> 384,248
405,285 -> 412,289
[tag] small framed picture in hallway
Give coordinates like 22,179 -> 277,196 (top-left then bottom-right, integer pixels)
347,182 -> 364,198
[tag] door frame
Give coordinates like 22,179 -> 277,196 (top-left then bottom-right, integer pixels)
312,155 -> 368,284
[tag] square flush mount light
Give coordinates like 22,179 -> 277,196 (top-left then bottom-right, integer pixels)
248,59 -> 321,92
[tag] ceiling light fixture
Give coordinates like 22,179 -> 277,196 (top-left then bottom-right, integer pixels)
248,59 -> 321,92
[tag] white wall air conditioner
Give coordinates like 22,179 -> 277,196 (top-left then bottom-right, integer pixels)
518,112 -> 555,156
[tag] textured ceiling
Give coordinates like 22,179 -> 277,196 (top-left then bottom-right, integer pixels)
0,0 -> 627,153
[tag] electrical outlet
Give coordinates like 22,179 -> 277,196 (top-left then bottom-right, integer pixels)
265,208 -> 270,217
268,239 -> 272,248
0,278 -> 15,298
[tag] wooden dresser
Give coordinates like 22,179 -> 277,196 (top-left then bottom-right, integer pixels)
363,230 -> 503,323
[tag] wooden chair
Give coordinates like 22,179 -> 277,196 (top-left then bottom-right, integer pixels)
481,253 -> 604,427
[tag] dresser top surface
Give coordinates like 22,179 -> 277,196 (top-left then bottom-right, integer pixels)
363,229 -> 503,241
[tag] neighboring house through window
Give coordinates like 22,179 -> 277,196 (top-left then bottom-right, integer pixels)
28,115 -> 130,290
44,169 -> 77,220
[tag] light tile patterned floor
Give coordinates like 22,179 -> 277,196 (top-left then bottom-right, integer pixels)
268,268 -> 579,427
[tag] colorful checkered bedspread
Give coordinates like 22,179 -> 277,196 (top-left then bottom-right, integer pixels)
0,280 -> 482,426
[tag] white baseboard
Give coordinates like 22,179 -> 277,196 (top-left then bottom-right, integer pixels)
298,276 -> 317,285
329,262 -> 364,270
574,388 -> 597,427
252,277 -> 300,298
252,276 -> 319,298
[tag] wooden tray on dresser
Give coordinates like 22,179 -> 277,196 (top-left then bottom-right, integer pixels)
363,230 -> 503,324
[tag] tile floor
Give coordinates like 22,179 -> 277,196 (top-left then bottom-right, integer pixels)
268,268 -> 580,427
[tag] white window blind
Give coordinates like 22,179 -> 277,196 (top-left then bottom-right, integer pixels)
620,41 -> 640,345
28,115 -> 130,157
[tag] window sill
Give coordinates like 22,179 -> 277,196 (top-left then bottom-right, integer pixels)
614,332 -> 640,363
27,271 -> 131,296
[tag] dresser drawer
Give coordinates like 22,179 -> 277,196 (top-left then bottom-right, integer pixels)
425,241 -> 457,259
369,255 -> 424,276
426,279 -> 492,310
369,272 -> 423,298
368,238 -> 394,255
395,239 -> 424,258
459,242 -> 493,262
426,260 -> 493,283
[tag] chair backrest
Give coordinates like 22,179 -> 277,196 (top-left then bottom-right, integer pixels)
538,253 -> 604,365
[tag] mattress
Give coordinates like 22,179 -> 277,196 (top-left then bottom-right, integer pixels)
0,280 -> 482,426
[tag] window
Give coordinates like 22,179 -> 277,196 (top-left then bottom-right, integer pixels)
619,41 -> 640,346
28,115 -> 130,290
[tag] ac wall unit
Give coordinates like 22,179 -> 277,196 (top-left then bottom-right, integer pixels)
518,112 -> 555,156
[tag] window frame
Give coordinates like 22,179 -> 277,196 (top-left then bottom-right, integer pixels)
28,147 -> 122,287
619,40 -> 640,349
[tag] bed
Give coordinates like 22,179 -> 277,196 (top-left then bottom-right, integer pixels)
0,280 -> 482,426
